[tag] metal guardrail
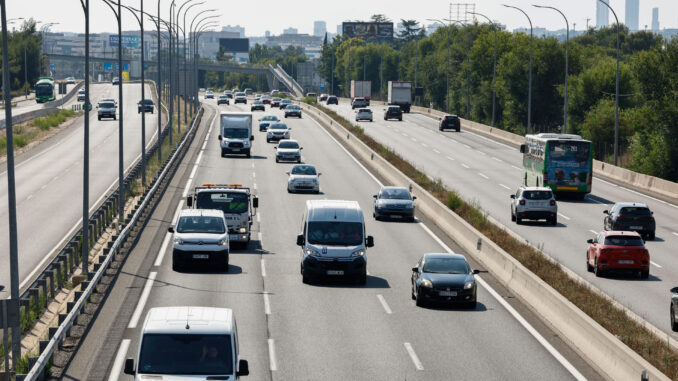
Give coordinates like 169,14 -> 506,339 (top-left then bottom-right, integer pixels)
21,102 -> 204,380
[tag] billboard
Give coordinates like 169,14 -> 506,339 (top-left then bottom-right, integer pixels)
109,35 -> 140,48
342,22 -> 393,42
219,38 -> 250,53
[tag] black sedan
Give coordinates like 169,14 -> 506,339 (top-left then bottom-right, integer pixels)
411,253 -> 479,308
326,96 -> 338,105
251,100 -> 265,111
137,99 -> 154,114
439,114 -> 461,131
672,287 -> 678,331
373,186 -> 416,221
284,105 -> 302,118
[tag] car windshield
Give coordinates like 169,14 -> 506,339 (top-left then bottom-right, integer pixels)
380,188 -> 411,200
521,190 -> 552,200
254,101 -> 263,104
176,216 -> 226,234
548,140 -> 590,163
143,99 -> 153,104
359,109 -> 372,113
291,165 -> 316,175
287,105 -> 300,110
307,221 -> 364,246
261,116 -> 278,121
604,236 -> 645,246
273,98 -> 281,101
78,90 -> 85,94
236,93 -> 245,96
222,128 -> 249,139
282,99 -> 292,103
278,141 -> 299,149
388,107 -> 399,111
219,96 -> 227,99
196,192 -> 249,214
99,102 -> 115,108
423,258 -> 470,274
269,124 -> 287,130
619,207 -> 652,216
35,84 -> 52,96
138,334 -> 233,375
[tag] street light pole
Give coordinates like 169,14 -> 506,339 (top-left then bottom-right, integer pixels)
597,0 -> 621,165
78,0 -> 90,282
503,4 -> 533,134
470,11 -> 497,127
183,2 -> 204,123
534,5 -> 569,134
428,19 -> 451,113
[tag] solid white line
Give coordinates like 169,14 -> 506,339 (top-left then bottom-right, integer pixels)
557,213 -> 571,221
172,200 -> 185,224
263,292 -> 271,315
673,232 -> 678,237
153,232 -> 172,267
511,165 -> 522,171
433,149 -> 441,154
195,150 -> 204,165
493,157 -> 503,162
376,294 -> 392,314
478,173 -> 489,179
461,164 -> 470,169
188,162 -> 199,180
477,151 -> 487,156
597,176 -> 678,209
403,343 -> 424,371
201,140 -> 207,150
107,339 -> 131,381
463,144 -> 471,149
268,339 -> 278,371
446,156 -> 455,161
499,184 -> 511,190
182,177 -> 193,198
128,271 -> 157,329
261,259 -> 267,277
421,143 -> 428,148
650,261 -> 662,269
589,230 -> 598,235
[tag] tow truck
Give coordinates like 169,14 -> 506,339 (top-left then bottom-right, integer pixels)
187,184 -> 259,248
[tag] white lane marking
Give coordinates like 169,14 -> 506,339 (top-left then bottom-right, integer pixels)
195,150 -> 204,165
252,172 -> 256,178
256,212 -> 261,223
650,261 -> 662,268
377,294 -> 392,314
433,149 -> 441,154
461,164 -> 470,169
557,213 -> 571,221
268,339 -> 278,371
263,292 -> 271,315
499,184 -> 511,190
253,182 -> 258,190
477,151 -> 487,156
107,339 -> 131,381
511,165 -> 522,171
478,173 -> 489,179
182,177 -> 192,198
201,140 -> 207,150
261,259 -> 267,277
493,157 -> 503,162
421,143 -> 428,148
128,271 -> 158,329
596,177 -> 678,209
403,343 -> 424,371
154,232 -> 172,267
402,133 -> 409,137
673,232 -> 678,237
411,137 -> 418,142
446,156 -> 455,161
463,144 -> 471,149
26,194 -> 33,200
40,184 -> 46,190
188,161 -> 199,180
589,230 -> 598,235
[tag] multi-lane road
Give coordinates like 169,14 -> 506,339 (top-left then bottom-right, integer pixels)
0,83 -> 79,123
0,82 -> 158,296
63,99 -> 601,380
329,101 -> 678,337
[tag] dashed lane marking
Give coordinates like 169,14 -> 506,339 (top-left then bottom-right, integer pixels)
377,294 -> 393,314
478,173 -> 489,179
558,213 -> 571,221
499,184 -> 511,190
404,343 -> 424,370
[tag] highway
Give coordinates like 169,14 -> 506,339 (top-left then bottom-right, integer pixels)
0,82 -> 158,296
0,83 -> 79,123
63,100 -> 601,380
329,101 -> 678,337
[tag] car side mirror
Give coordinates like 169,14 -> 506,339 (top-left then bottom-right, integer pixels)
472,269 -> 480,275
186,196 -> 193,207
510,195 -> 515,199
366,235 -> 374,247
318,173 -> 322,176
412,196 -> 417,200
123,358 -> 135,375
251,135 -> 254,141
237,359 -> 249,376
288,127 -> 292,130
253,197 -> 259,209
300,147 -> 303,150
285,171 -> 290,175
296,234 -> 305,246
373,195 -> 378,199
587,239 -> 593,244
519,144 -> 526,153
168,226 -> 174,233
218,134 -> 222,140
603,210 -> 609,214
411,266 -> 419,272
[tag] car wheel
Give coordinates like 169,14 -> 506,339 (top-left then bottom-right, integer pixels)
297,158 -> 301,163
456,128 -> 461,132
516,216 -> 522,224
411,284 -> 416,300
550,217 -> 557,226
275,158 -> 279,163
172,259 -> 181,272
672,306 -> 678,332
97,116 -> 101,120
222,256 -> 230,272
358,271 -> 367,285
511,210 -> 516,222
302,271 -> 310,284
641,270 -> 649,279
594,258 -> 604,277
415,288 -> 425,307
287,188 -> 292,193
399,117 -> 402,121
467,300 -> 477,309
586,253 -> 594,272
648,232 -> 655,240
114,115 -> 117,120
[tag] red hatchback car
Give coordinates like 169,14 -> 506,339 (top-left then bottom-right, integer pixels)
586,231 -> 650,278
262,96 -> 271,104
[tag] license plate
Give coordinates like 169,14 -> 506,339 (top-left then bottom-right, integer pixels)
618,260 -> 634,264
439,291 -> 457,296
327,270 -> 344,275
192,254 -> 209,259
232,148 -> 240,152
630,226 -> 642,230
229,234 -> 239,240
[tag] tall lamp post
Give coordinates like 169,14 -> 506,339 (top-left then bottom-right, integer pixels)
470,11 -> 497,127
39,23 -> 58,76
597,0 -> 621,165
192,22 -> 217,103
78,0 -> 90,286
187,9 -> 216,111
427,18 -> 451,112
182,1 -> 205,123
534,4 -> 569,134
503,4 -> 533,134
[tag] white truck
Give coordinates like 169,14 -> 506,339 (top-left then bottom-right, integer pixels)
218,111 -> 253,157
350,80 -> 371,105
187,184 -> 259,249
387,81 -> 412,113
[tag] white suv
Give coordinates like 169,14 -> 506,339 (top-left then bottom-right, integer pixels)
169,209 -> 230,271
510,186 -> 558,225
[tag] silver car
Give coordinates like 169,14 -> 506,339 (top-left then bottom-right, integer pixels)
356,108 -> 373,122
267,122 -> 290,142
510,186 -> 558,225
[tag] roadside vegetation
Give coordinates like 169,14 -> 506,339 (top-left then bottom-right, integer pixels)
0,109 -> 79,157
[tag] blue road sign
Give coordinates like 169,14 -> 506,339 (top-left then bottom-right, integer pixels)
49,62 -> 55,70
104,63 -> 113,71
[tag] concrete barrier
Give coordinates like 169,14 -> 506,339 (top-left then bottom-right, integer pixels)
0,81 -> 84,130
302,102 -> 670,381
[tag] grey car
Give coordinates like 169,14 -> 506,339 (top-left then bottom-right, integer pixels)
510,186 -> 557,225
97,101 -> 117,120
373,186 -> 416,221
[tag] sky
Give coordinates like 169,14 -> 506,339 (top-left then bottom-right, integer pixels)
6,0 -> 678,36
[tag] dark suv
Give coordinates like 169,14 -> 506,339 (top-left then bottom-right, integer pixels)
604,202 -> 656,240
440,114 -> 461,131
137,99 -> 154,114
326,96 -> 338,105
384,105 -> 402,121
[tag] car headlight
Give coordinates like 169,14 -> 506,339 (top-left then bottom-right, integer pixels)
464,281 -> 475,290
420,279 -> 433,288
238,227 -> 247,233
305,248 -> 321,257
173,237 -> 184,245
405,203 -> 414,209
218,239 -> 229,246
351,249 -> 365,257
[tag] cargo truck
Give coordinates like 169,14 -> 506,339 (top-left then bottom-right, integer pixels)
350,80 -> 371,105
387,81 -> 412,113
218,111 -> 253,157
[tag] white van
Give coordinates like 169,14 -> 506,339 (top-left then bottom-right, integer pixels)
218,111 -> 253,157
124,306 -> 249,379
297,200 -> 374,284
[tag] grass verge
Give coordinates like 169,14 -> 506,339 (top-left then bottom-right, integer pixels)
307,101 -> 678,378
0,109 -> 80,157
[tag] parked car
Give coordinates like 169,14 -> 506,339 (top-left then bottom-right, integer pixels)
411,253 -> 479,308
326,95 -> 338,105
356,108 -> 373,122
373,186 -> 416,221
586,231 -> 650,278
251,100 -> 265,111
352,97 -> 368,109
603,202 -> 656,240
510,186 -> 557,225
217,95 -> 230,105
439,114 -> 461,131
284,105 -> 302,118
287,164 -> 320,193
275,139 -> 302,163
137,99 -> 154,114
384,105 -> 402,121
77,89 -> 86,102
258,115 -> 279,131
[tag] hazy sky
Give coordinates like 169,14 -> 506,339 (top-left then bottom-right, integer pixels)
6,0 -> 678,36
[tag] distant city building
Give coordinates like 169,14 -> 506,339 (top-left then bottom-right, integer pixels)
313,21 -> 326,37
336,25 -> 342,36
596,0 -> 609,29
265,30 -> 270,37
266,33 -> 322,50
221,25 -> 245,38
193,30 -> 241,60
651,8 -> 660,33
283,27 -> 298,35
219,38 -> 250,63
625,0 -> 639,31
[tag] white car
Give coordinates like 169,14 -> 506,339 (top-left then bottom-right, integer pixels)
287,164 -> 320,193
267,122 -> 290,143
275,139 -> 302,163
356,108 -> 373,122
66,76 -> 76,84
169,209 -> 230,271
205,90 -> 214,99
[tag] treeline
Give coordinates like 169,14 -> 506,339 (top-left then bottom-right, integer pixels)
318,22 -> 678,182
0,18 -> 43,95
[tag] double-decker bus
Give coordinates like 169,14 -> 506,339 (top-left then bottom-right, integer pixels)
35,77 -> 55,103
519,133 -> 593,198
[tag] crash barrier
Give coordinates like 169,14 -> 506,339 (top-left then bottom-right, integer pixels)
301,102 -> 669,381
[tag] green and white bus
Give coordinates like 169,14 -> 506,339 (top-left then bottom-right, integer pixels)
519,133 -> 593,197
35,77 -> 56,103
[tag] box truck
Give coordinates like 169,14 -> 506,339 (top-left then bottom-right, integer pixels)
387,81 -> 412,113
